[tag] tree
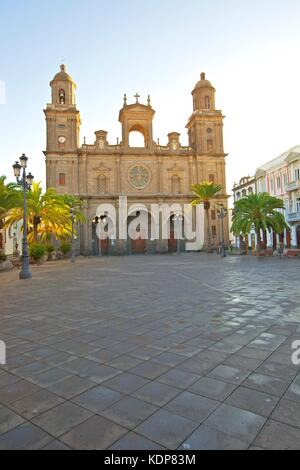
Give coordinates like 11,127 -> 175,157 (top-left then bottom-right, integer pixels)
0,176 -> 20,223
191,181 -> 223,252
231,192 -> 288,251
5,182 -> 83,243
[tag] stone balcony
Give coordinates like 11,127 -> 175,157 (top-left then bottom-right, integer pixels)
286,211 -> 300,223
286,180 -> 300,192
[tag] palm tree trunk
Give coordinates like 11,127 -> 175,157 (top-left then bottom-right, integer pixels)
33,222 -> 38,243
256,229 -> 262,252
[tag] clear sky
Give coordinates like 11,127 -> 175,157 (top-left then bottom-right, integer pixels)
1,0 -> 300,202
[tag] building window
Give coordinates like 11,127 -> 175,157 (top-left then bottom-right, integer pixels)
297,198 -> 300,212
270,178 -> 274,193
277,176 -> 281,190
207,128 -> 212,134
98,175 -> 107,194
242,189 -> 246,197
205,96 -> 210,109
58,89 -> 65,105
211,210 -> 216,221
211,225 -> 217,237
248,187 -> 253,194
207,139 -> 213,151
283,174 -> 287,188
209,174 -> 215,183
171,175 -> 180,194
295,168 -> 300,180
236,192 -> 241,200
58,173 -> 66,185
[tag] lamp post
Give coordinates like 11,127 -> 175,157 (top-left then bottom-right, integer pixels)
12,154 -> 34,279
217,204 -> 228,258
70,208 -> 76,263
173,213 -> 183,255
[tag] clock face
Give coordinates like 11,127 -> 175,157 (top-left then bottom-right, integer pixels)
128,165 -> 151,189
58,136 -> 66,144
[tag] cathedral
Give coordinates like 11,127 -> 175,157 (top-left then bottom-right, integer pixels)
44,65 -> 229,255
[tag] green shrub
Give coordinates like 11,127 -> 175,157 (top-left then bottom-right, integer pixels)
61,241 -> 71,255
46,243 -> 55,254
29,243 -> 46,261
0,251 -> 7,262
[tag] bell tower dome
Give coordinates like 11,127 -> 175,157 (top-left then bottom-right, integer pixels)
192,72 -> 216,111
50,64 -> 76,107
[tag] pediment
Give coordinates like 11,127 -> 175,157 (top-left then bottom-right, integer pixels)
92,162 -> 111,173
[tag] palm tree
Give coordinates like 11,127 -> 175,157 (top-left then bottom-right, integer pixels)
231,192 -> 287,251
59,194 -> 86,225
0,176 -> 20,222
5,182 -> 73,243
191,181 -> 223,252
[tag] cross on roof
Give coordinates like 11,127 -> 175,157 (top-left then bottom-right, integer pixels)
134,93 -> 140,103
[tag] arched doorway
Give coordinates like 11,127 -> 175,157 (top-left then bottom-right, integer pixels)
168,214 -> 185,253
127,210 -> 149,254
297,226 -> 300,248
92,216 -> 111,256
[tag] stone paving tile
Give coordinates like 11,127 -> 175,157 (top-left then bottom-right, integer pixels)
72,385 -> 124,413
0,407 -> 25,435
271,399 -> 300,428
243,373 -> 290,397
9,388 -> 64,419
237,347 -> 272,361
284,372 -> 300,403
225,386 -> 279,417
189,377 -> 237,401
133,381 -> 181,407
46,375 -> 97,399
32,402 -> 92,438
164,391 -> 220,423
156,368 -> 201,390
60,415 -> 128,450
42,440 -> 71,450
85,349 -> 120,364
204,404 -> 266,444
135,409 -> 198,450
0,379 -> 40,405
127,346 -> 162,361
0,423 -> 53,450
27,367 -> 72,387
151,352 -> 187,367
255,361 -> 299,381
108,355 -> 144,371
0,371 -> 21,388
208,365 -> 251,385
103,372 -> 150,394
43,352 -> 78,366
179,425 -> 249,450
101,396 -> 158,429
11,361 -> 52,380
129,361 -> 170,380
253,420 -> 300,450
222,354 -> 263,371
110,432 -> 166,450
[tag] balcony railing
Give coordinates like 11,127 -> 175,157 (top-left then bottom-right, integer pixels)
287,180 -> 300,192
286,211 -> 300,223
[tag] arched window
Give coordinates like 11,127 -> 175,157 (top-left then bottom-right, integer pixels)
236,192 -> 241,200
205,96 -> 211,109
58,89 -> 66,105
207,139 -> 213,152
242,189 -> 247,197
248,187 -> 253,194
171,175 -> 180,194
129,131 -> 145,148
98,175 -> 107,194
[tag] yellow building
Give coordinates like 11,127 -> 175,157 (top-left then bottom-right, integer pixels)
44,66 -> 229,255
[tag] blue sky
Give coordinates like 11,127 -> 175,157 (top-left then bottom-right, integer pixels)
1,0 -> 300,198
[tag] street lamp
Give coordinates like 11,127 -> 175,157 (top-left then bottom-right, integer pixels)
217,204 -> 228,258
12,154 -> 34,279
173,213 -> 183,255
70,208 -> 76,263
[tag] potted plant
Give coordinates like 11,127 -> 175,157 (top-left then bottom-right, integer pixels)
60,241 -> 71,259
46,243 -> 56,261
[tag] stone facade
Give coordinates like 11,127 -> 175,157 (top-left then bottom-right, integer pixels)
44,66 -> 229,255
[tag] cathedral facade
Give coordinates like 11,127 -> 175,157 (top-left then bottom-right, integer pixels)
44,66 -> 229,255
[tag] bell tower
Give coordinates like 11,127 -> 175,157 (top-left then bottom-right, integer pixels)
118,93 -> 155,150
186,73 -> 224,155
44,64 -> 81,153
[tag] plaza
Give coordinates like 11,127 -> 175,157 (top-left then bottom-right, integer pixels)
0,254 -> 300,450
